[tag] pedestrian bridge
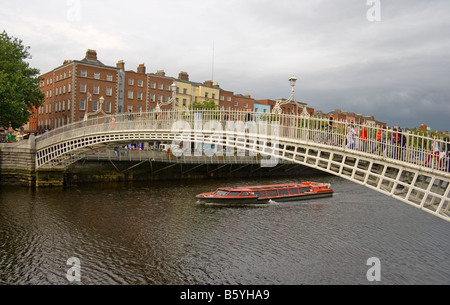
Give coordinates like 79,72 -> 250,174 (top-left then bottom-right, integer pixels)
34,110 -> 450,222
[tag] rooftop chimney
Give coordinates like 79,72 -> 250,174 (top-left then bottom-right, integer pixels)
137,64 -> 146,74
204,80 -> 213,87
178,71 -> 189,81
86,49 -> 98,61
117,60 -> 125,70
156,70 -> 165,76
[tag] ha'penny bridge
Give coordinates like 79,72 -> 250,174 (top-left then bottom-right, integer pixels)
3,109 -> 450,222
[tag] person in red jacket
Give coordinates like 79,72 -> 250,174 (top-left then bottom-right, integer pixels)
359,124 -> 368,152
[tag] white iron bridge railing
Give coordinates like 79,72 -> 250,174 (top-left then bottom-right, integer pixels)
35,110 -> 450,221
36,109 -> 450,174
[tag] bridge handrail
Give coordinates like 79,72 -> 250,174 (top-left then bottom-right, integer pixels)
35,109 -> 450,174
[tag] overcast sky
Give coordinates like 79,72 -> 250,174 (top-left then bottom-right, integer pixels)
2,0 -> 449,130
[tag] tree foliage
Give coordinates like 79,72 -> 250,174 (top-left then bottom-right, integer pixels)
192,99 -> 218,110
0,31 -> 44,129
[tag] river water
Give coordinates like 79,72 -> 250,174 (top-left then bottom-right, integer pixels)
0,174 -> 449,285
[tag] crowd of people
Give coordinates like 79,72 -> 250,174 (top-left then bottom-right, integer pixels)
324,117 -> 449,172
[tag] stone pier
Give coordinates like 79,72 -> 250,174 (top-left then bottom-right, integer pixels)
0,136 -> 64,188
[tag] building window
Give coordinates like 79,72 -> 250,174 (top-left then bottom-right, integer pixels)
158,83 -> 163,90
107,74 -> 113,81
128,79 -> 134,86
158,94 -> 163,103
94,72 -> 100,79
106,87 -> 112,96
137,92 -> 143,101
183,99 -> 187,106
128,90 -> 134,99
234,102 -> 238,107
81,70 -> 87,77
150,93 -> 156,102
138,80 -> 144,87
80,83 -> 86,93
93,85 -> 100,95
151,82 -> 156,89
220,95 -> 224,101
68,84 -> 71,92
93,100 -> 98,112
79,99 -> 86,111
105,102 -> 111,113
227,97 -> 231,102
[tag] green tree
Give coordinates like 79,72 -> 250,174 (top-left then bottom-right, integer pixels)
192,99 -> 218,110
0,31 -> 44,129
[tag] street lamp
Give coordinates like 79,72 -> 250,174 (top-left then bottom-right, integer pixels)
84,96 -> 106,121
289,75 -> 297,89
155,83 -> 178,115
272,75 -> 298,115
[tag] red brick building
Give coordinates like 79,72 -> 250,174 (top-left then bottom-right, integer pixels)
36,49 -> 119,131
33,50 -> 180,132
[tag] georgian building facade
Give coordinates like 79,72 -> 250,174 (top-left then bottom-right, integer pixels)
31,49 -> 319,132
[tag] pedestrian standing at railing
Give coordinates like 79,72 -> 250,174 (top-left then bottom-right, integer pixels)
391,127 -> 402,159
399,128 -> 407,161
359,123 -> 368,152
327,116 -> 334,145
346,124 -> 355,149
425,137 -> 440,168
442,137 -> 450,172
354,125 -> 360,150
372,126 -> 386,155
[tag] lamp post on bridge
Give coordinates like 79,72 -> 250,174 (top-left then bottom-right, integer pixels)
272,76 -> 309,137
272,76 -> 298,115
83,96 -> 106,121
155,83 -> 177,118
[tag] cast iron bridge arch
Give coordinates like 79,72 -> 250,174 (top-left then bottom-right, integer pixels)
34,110 -> 450,222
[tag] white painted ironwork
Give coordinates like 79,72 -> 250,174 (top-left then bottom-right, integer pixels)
35,109 -> 450,222
155,83 -> 177,113
272,76 -> 299,115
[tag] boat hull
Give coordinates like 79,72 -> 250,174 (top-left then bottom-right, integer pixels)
196,191 -> 333,205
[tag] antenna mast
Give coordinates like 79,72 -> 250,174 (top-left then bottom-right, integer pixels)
212,41 -> 215,82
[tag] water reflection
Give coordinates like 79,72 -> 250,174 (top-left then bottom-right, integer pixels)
0,176 -> 449,285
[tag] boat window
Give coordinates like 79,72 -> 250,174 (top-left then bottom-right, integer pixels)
267,190 -> 278,197
240,192 -> 249,196
228,192 -> 240,196
289,188 -> 299,195
279,189 -> 289,196
215,190 -> 229,196
298,187 -> 308,193
255,191 -> 267,198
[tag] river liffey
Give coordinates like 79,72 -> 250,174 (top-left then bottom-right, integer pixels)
0,174 -> 449,285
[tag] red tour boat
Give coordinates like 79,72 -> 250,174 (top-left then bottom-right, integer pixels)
196,182 -> 333,205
